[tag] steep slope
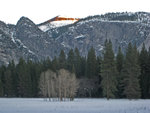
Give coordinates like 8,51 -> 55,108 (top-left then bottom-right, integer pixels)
0,21 -> 38,65
15,17 -> 63,59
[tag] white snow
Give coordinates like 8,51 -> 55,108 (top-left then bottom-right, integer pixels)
0,98 -> 150,113
28,50 -> 35,54
77,18 -> 141,26
39,25 -> 50,32
10,32 -> 16,44
50,20 -> 77,28
140,31 -> 144,36
39,20 -> 78,32
11,37 -> 16,43
97,44 -> 104,51
61,42 -> 70,48
15,39 -> 29,49
15,39 -> 35,55
74,35 -> 85,39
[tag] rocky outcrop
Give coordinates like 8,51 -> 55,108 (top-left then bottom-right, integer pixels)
0,20 -> 38,65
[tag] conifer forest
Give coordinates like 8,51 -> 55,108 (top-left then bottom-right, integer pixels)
0,40 -> 150,100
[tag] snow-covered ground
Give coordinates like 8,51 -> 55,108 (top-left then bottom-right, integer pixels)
0,98 -> 150,113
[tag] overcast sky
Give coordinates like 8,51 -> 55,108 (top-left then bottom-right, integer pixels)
0,0 -> 150,24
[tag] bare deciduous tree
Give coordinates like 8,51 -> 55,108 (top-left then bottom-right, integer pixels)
39,69 -> 78,101
69,73 -> 78,101
39,72 -> 47,101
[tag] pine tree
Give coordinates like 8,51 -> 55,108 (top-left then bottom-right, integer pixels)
97,56 -> 103,97
9,60 -> 18,96
74,48 -> 82,77
86,47 -> 97,78
4,68 -> 13,97
0,79 -> 3,96
116,47 -> 124,98
139,44 -> 149,98
27,60 -> 39,97
67,49 -> 75,72
51,56 -> 59,72
58,50 -> 66,69
101,40 -> 118,99
116,47 -> 124,73
3,61 -> 17,97
146,47 -> 150,98
43,57 -> 52,71
0,65 -> 6,95
80,57 -> 86,77
16,58 -> 32,97
122,43 -> 141,99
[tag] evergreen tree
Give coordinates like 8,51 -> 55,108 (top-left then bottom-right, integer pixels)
0,65 -> 6,95
116,47 -> 124,98
16,58 -> 32,97
3,61 -> 17,97
51,56 -> 59,72
42,57 -> 52,71
116,47 -> 124,73
86,47 -> 97,78
97,56 -> 103,97
95,56 -> 101,77
146,47 -> 150,98
80,57 -> 86,77
0,78 -> 3,96
101,40 -> 118,99
67,49 -> 75,72
122,43 -> 141,99
9,60 -> 18,96
27,60 -> 39,97
139,44 -> 149,98
4,68 -> 13,97
58,50 -> 66,69
74,48 -> 82,77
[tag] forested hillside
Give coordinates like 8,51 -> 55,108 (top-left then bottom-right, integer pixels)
0,41 -> 150,99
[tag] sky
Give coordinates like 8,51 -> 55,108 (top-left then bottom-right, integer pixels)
0,0 -> 150,24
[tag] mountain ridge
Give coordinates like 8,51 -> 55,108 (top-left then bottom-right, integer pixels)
1,12 -> 150,65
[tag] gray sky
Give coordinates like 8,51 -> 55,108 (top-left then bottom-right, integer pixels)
0,0 -> 150,24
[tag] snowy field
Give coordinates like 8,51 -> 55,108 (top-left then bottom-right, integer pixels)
0,98 -> 150,113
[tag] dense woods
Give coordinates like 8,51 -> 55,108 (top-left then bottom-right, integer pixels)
0,41 -> 150,100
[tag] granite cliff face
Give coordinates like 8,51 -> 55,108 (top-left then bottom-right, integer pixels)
1,12 -> 150,65
0,20 -> 38,65
45,12 -> 150,56
14,17 -> 62,59
51,19 -> 150,56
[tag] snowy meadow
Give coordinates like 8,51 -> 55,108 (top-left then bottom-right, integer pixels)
0,98 -> 150,113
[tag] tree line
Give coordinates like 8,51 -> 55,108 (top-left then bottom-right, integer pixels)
0,40 -> 150,99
